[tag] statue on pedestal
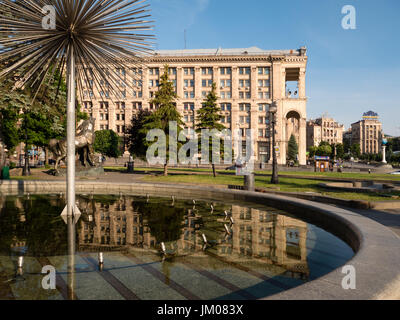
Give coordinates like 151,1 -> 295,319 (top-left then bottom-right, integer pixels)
48,117 -> 100,174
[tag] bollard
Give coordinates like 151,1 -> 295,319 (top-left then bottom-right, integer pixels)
224,224 -> 231,235
244,173 -> 255,191
17,256 -> 24,268
98,252 -> 104,271
201,233 -> 207,244
127,160 -> 134,173
16,256 -> 24,277
161,242 -> 166,254
224,210 -> 228,221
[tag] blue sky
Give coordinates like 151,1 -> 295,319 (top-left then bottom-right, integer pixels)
150,0 -> 400,136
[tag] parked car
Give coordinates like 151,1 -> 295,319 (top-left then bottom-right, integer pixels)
389,171 -> 400,175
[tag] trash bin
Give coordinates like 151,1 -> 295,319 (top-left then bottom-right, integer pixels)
127,161 -> 134,173
1,166 -> 10,180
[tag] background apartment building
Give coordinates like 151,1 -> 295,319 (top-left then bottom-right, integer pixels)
80,46 -> 308,165
306,115 -> 344,149
351,111 -> 383,154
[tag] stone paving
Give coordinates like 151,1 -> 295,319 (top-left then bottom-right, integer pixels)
336,207 -> 400,238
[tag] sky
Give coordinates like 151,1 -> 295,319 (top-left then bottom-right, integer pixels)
149,0 -> 400,136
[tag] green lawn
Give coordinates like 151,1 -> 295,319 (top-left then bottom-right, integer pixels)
141,173 -> 400,202
8,166 -> 399,202
10,175 -> 42,181
254,170 -> 400,181
104,166 -> 400,181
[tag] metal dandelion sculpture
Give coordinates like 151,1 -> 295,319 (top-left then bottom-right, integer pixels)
0,0 -> 154,218
0,0 -> 153,95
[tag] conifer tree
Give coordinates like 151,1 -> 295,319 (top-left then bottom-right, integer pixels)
141,65 -> 184,176
288,134 -> 299,162
196,83 -> 225,177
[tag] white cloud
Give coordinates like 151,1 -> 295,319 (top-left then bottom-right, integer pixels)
152,0 -> 210,28
197,0 -> 210,12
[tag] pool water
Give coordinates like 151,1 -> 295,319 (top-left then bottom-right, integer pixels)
0,194 -> 354,300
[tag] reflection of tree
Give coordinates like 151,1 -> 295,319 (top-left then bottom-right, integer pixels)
0,196 -> 67,256
0,197 -> 25,254
133,201 -> 185,243
23,196 -> 67,257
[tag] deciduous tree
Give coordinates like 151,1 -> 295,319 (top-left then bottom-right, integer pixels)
94,130 -> 122,159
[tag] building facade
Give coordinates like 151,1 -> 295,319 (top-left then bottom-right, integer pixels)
351,111 -> 383,154
306,116 -> 344,149
79,47 -> 308,165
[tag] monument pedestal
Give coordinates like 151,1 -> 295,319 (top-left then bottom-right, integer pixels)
49,164 -> 104,177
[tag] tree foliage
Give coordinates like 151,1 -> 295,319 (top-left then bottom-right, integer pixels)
335,143 -> 345,159
308,146 -> 317,158
287,134 -> 298,161
196,83 -> 225,177
316,144 -> 332,157
126,109 -> 151,160
133,201 -> 185,243
350,143 -> 360,158
140,65 -> 184,175
94,130 -> 122,158
196,83 -> 224,131
0,65 -> 88,167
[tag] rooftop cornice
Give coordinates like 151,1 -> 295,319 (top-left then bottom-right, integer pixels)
76,53 -> 307,66
139,54 -> 290,64
284,56 -> 308,63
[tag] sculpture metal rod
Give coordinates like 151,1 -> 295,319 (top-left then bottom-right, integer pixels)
67,215 -> 76,300
67,50 -> 76,217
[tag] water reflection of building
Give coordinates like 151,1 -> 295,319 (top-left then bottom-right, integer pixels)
78,197 -> 203,253
78,196 -> 155,250
216,205 -> 309,279
77,197 -> 309,279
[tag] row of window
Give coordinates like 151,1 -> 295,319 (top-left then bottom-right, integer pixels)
98,114 -> 125,121
130,79 -> 264,90
84,80 -> 270,99
146,90 -> 269,100
183,116 -> 269,127
86,67 -> 270,78
149,67 -> 177,76
86,101 -> 271,113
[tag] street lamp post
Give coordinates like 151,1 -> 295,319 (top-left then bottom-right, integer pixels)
270,102 -> 279,184
382,138 -> 388,164
22,115 -> 30,176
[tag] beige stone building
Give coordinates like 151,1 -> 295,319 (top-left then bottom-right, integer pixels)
351,111 -> 383,154
306,115 -> 344,149
79,46 -> 308,165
